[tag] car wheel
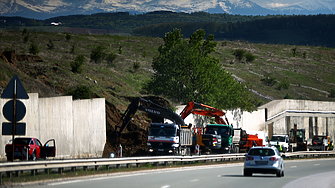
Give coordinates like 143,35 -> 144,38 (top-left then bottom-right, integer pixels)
276,170 -> 282,177
244,169 -> 252,176
30,151 -> 36,161
281,170 -> 284,177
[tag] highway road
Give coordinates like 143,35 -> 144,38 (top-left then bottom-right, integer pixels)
26,158 -> 335,188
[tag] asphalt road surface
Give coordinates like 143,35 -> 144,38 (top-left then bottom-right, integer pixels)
26,158 -> 335,188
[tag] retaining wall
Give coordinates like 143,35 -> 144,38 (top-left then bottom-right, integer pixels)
0,93 -> 106,160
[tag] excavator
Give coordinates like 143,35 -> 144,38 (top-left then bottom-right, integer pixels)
114,97 -> 193,156
180,102 -> 234,153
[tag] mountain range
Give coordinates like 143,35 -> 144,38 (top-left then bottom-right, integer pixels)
0,0 -> 334,20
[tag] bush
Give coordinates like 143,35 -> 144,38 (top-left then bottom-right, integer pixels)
261,75 -> 276,86
29,43 -> 40,55
70,43 -> 76,54
23,36 -> 29,43
245,52 -> 256,63
118,46 -> 123,54
70,55 -> 86,73
133,61 -> 140,72
22,28 -> 28,35
90,45 -> 107,64
106,52 -> 117,67
233,49 -> 246,62
277,78 -> 290,90
329,89 -> 335,98
284,93 -> 293,99
47,39 -> 55,50
65,34 -> 71,41
67,85 -> 92,100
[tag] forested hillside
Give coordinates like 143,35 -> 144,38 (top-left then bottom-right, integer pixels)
1,27 -> 335,156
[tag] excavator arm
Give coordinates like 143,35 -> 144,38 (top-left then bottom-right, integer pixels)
180,101 -> 229,125
115,97 -> 185,135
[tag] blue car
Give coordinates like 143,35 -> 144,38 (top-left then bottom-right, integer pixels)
244,146 -> 284,177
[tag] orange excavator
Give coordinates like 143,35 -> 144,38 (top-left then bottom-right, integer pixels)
180,102 -> 234,153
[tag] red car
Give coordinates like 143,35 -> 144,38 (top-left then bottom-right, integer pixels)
5,137 -> 56,161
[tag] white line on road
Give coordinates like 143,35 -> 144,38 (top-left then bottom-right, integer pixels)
314,164 -> 320,166
290,166 -> 297,168
190,179 -> 199,182
161,185 -> 170,188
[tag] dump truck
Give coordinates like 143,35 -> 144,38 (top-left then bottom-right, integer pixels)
115,97 -> 193,156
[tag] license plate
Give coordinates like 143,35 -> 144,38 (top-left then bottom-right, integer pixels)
256,161 -> 268,165
158,149 -> 164,152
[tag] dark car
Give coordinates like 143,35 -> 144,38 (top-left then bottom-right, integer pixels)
244,146 -> 284,177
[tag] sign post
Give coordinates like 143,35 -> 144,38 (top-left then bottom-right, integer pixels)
1,75 -> 29,161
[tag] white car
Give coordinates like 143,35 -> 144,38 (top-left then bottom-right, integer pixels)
244,146 -> 285,177
270,135 -> 289,152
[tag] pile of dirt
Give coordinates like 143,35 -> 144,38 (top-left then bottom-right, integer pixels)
102,96 -> 172,157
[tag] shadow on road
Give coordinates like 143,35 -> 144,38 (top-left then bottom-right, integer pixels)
220,174 -> 277,178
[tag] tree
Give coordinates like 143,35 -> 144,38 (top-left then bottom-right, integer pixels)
29,43 -> 40,55
145,29 -> 256,111
66,33 -> 72,41
70,55 -> 86,73
234,49 -> 246,62
22,28 -> 28,35
90,45 -> 107,64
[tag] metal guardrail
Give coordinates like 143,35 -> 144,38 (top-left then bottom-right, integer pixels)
1,151 -> 335,185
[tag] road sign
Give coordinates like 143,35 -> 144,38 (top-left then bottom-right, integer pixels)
2,123 -> 26,135
2,100 -> 26,122
1,75 -> 29,99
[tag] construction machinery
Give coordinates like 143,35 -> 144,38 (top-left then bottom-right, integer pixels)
308,135 -> 330,151
288,124 -> 308,152
114,97 -> 193,156
234,128 -> 264,153
180,101 -> 234,153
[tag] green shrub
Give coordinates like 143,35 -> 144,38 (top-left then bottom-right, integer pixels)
260,75 -> 276,86
133,61 -> 140,72
23,36 -> 29,43
233,49 -> 246,62
70,43 -> 76,54
277,78 -> 290,90
245,52 -> 256,63
66,34 -> 71,41
90,45 -> 107,64
67,85 -> 92,100
106,52 -> 117,67
22,28 -> 28,35
47,39 -> 55,50
329,89 -> 335,98
284,93 -> 293,99
70,55 -> 86,73
29,43 -> 40,55
118,46 -> 123,54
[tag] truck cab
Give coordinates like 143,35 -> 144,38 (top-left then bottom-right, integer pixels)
147,123 -> 192,155
270,134 -> 289,152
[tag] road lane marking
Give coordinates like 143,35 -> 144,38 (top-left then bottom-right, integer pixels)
161,185 -> 170,188
290,166 -> 297,168
190,179 -> 199,182
314,164 -> 320,166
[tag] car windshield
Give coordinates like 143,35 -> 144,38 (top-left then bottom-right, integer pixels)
149,127 -> 176,137
271,136 -> 286,142
206,126 -> 231,137
248,148 -> 275,156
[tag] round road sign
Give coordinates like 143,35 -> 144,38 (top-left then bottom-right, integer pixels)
2,99 -> 26,122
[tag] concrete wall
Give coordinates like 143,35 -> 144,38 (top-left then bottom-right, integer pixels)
176,99 -> 335,142
0,93 -> 106,160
